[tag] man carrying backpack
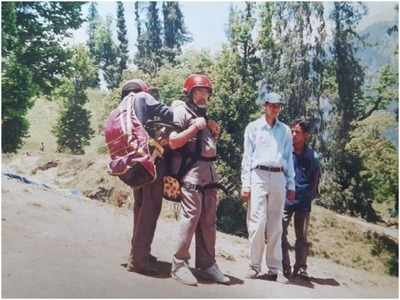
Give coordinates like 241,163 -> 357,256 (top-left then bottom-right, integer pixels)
168,74 -> 229,286
122,79 -> 173,275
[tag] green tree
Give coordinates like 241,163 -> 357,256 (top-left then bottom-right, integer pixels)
133,1 -> 146,71
52,46 -> 97,154
211,3 -> 261,236
95,17 -> 120,89
162,2 -> 192,64
116,2 -> 129,78
258,2 -> 326,124
2,2 -> 85,153
325,3 -> 369,218
319,3 -> 398,221
346,113 -> 398,214
87,2 -> 101,87
134,2 -> 163,75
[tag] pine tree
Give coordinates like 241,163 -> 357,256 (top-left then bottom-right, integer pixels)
133,1 -> 146,70
87,2 -> 100,87
162,2 -> 192,64
52,46 -> 97,154
95,17 -> 120,89
258,2 -> 326,124
145,2 -> 163,74
116,2 -> 129,79
134,2 -> 163,75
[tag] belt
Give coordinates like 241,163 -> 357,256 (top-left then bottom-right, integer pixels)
253,165 -> 283,172
198,156 -> 217,162
182,182 -> 219,192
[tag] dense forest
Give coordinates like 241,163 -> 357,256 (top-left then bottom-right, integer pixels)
2,2 -> 398,232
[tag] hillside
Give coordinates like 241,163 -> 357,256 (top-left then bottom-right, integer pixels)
9,88 -> 398,278
2,170 -> 398,298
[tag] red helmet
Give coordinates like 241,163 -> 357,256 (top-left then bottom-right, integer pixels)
183,74 -> 212,95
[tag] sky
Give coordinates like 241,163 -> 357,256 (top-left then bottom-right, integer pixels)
71,1 -> 398,57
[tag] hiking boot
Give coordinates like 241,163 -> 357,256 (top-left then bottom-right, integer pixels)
245,265 -> 260,279
283,265 -> 292,279
263,270 -> 278,281
202,263 -> 230,284
126,261 -> 159,275
171,256 -> 198,286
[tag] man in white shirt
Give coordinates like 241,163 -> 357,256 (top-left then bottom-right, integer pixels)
241,85 -> 295,281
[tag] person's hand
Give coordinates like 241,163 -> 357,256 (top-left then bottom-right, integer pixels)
193,117 -> 207,130
207,119 -> 221,138
241,190 -> 251,202
287,190 -> 295,203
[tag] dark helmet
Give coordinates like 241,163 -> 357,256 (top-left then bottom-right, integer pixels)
183,74 -> 212,96
121,79 -> 149,98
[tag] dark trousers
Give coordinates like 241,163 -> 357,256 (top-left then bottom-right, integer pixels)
129,176 -> 163,268
281,207 -> 310,271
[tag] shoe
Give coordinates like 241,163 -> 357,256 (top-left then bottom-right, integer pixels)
283,266 -> 292,279
202,263 -> 230,284
149,254 -> 158,263
126,261 -> 159,275
171,256 -> 198,286
263,270 -> 278,281
245,265 -> 260,279
294,267 -> 309,278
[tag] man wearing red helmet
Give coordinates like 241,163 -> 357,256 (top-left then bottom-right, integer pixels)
168,74 -> 229,286
122,79 -> 174,275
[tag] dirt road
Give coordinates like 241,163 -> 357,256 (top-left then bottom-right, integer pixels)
2,174 -> 398,298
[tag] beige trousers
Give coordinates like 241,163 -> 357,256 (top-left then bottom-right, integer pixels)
247,171 -> 286,273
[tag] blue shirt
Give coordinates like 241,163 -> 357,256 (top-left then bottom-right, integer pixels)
241,116 -> 295,191
285,146 -> 321,211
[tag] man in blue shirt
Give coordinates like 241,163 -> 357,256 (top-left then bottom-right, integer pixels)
241,84 -> 295,281
281,119 -> 321,279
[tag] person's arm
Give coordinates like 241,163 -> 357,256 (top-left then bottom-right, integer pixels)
169,118 -> 206,150
309,152 -> 321,199
241,124 -> 253,201
284,128 -> 295,202
144,93 -> 173,123
168,105 -> 207,150
153,102 -> 173,123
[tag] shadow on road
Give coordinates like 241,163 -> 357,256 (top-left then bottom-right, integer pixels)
283,275 -> 340,289
121,261 -> 245,285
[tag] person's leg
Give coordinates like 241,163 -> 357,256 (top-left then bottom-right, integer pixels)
265,172 -> 286,274
246,182 -> 268,275
194,188 -> 229,284
293,209 -> 310,275
172,186 -> 202,285
174,186 -> 202,260
128,187 -> 143,266
282,207 -> 294,277
130,177 -> 163,269
195,188 -> 217,269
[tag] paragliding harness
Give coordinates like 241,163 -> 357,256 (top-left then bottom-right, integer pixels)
162,102 -> 234,202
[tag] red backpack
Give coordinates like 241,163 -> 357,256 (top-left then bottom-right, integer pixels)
104,93 -> 156,188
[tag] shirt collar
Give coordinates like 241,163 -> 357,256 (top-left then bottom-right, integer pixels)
261,116 -> 280,130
